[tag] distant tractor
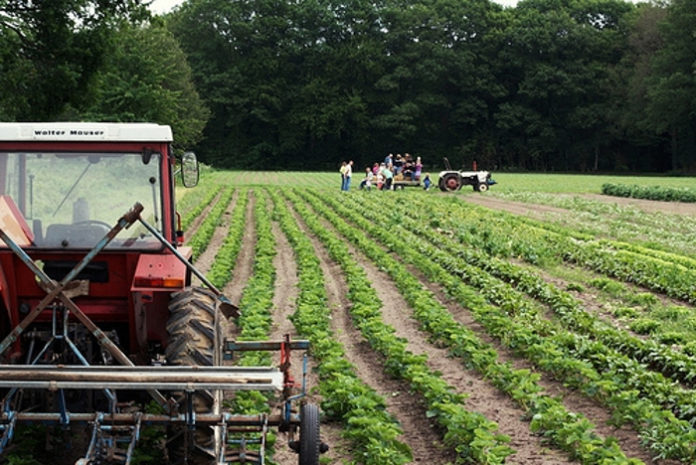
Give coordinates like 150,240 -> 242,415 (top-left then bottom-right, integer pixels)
438,158 -> 496,192
0,122 -> 324,464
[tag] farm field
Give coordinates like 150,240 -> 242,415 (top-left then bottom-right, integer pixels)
175,170 -> 696,465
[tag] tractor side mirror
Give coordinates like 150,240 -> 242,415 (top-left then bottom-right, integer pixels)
181,152 -> 199,188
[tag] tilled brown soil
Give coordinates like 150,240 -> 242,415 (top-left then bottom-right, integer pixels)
289,203 -> 455,464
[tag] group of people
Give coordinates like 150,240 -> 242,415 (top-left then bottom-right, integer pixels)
338,153 -> 431,191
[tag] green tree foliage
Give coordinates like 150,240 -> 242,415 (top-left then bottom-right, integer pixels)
80,22 -> 210,148
0,0 -> 149,120
644,0 -> 696,172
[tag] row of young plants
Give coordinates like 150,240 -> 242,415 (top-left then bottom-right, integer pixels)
283,189 -> 516,465
300,189 -> 652,464
424,195 -> 696,304
294,190 -> 642,464
268,189 -> 414,465
179,180 -> 222,230
584,274 -> 696,352
320,190 -> 696,462
386,194 -> 696,389
491,191 -> 696,258
188,186 -> 235,258
361,193 -> 696,424
602,183 -> 696,203
207,188 -> 249,289
225,190 -> 278,455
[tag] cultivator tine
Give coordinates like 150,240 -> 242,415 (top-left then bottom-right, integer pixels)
77,413 -> 142,465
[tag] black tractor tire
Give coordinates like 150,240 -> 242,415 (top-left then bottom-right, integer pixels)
440,173 -> 461,192
299,403 -> 321,465
478,182 -> 489,192
165,287 -> 228,465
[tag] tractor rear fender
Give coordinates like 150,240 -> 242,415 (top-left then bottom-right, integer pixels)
130,248 -> 192,350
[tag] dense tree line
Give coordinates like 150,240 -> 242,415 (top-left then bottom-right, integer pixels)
0,0 -> 208,148
166,0 -> 695,172
1,0 -> 694,172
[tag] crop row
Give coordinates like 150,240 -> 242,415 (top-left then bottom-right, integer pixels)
283,190 -> 515,464
423,196 -> 696,304
179,181 -> 222,230
188,186 -> 235,258
384,194 -> 696,389
602,183 -> 696,203
294,190 -> 647,464
225,190 -> 277,451
586,276 -> 696,351
493,191 -> 696,258
207,188 -> 249,288
268,189 -> 414,464
315,189 -> 696,462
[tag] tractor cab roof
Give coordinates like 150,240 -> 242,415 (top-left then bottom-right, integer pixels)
0,122 -> 173,143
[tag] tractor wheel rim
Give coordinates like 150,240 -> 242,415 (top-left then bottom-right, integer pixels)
446,179 -> 458,190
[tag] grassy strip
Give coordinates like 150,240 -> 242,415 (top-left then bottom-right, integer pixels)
331,190 -> 696,462
285,189 -> 514,464
300,190 -> 643,464
188,186 -> 234,258
207,188 -> 249,288
268,188 -> 413,465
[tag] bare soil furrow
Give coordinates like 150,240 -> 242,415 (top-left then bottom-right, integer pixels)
267,220 -> 349,465
222,191 -> 256,305
289,203 -> 454,464
185,189 -> 223,240
192,189 -> 239,274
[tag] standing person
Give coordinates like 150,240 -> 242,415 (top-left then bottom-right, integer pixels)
380,163 -> 393,190
372,162 -> 380,176
344,160 -> 354,191
414,156 -> 423,181
422,173 -> 431,190
339,161 -> 347,190
384,153 -> 393,167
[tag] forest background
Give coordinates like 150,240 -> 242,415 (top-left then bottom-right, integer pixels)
0,0 -> 694,173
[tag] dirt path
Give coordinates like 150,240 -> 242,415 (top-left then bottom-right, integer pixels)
288,203 -> 455,464
403,264 -> 669,465
462,194 -> 569,219
267,219 -> 350,465
192,189 -> 238,275
222,191 -> 256,305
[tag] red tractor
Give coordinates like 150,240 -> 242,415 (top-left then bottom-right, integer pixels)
0,122 -> 324,464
